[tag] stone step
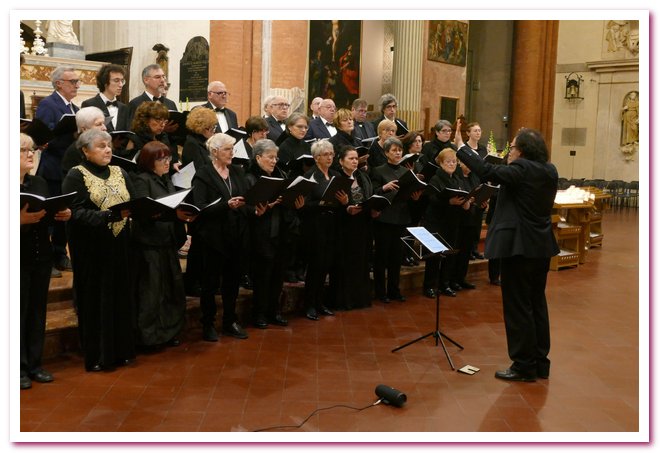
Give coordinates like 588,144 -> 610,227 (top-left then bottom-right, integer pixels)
43,259 -> 488,359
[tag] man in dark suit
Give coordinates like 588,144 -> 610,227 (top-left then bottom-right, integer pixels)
201,81 -> 238,133
128,64 -> 178,125
351,98 -> 376,141
371,93 -> 408,137
305,98 -> 337,140
35,65 -> 80,273
309,96 -> 322,120
457,128 -> 559,382
81,64 -> 129,132
265,96 -> 290,142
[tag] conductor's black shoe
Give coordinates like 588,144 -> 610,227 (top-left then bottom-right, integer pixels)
254,317 -> 269,329
20,375 -> 31,390
494,368 -> 537,382
270,314 -> 289,326
319,305 -> 334,316
537,363 -> 550,379
223,322 -> 248,339
440,287 -> 456,297
202,325 -> 219,342
240,274 -> 253,290
458,281 -> 476,289
29,368 -> 54,383
423,288 -> 436,298
55,256 -> 73,271
449,282 -> 463,292
305,308 -> 319,321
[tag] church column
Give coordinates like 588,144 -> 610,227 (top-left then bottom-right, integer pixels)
391,20 -> 424,131
509,20 -> 559,153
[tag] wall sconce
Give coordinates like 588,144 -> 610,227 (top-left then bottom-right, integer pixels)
565,72 -> 583,101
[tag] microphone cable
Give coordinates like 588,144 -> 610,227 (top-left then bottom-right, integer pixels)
253,399 -> 384,432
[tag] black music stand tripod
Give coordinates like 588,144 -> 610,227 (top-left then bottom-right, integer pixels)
392,229 -> 464,370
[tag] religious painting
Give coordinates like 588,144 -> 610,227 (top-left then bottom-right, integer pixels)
307,20 -> 361,109
427,20 -> 468,66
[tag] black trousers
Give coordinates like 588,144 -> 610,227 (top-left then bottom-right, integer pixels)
500,255 -> 551,374
251,246 -> 286,320
199,246 -> 240,329
46,179 -> 67,260
20,260 -> 51,376
455,223 -> 480,283
373,222 -> 404,299
303,213 -> 337,311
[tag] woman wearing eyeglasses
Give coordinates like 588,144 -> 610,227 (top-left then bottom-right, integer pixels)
20,133 -> 71,389
245,139 -> 305,328
131,101 -> 180,172
61,129 -> 135,372
420,120 -> 457,167
277,113 -> 313,177
131,141 -> 194,349
191,133 -> 250,342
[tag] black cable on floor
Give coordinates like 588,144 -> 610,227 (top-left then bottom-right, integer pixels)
253,399 -> 383,432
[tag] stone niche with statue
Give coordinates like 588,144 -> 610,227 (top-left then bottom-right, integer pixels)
44,20 -> 86,60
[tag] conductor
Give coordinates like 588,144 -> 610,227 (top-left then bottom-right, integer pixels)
456,128 -> 559,382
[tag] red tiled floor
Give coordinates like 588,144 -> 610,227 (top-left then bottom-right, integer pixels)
16,209 -> 642,441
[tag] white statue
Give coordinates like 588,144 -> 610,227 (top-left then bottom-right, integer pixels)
45,20 -> 79,46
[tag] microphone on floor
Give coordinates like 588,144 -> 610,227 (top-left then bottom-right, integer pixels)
375,384 -> 407,407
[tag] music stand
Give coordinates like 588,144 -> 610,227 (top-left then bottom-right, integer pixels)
392,227 -> 464,370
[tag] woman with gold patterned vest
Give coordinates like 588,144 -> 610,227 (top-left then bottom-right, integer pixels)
62,129 -> 136,372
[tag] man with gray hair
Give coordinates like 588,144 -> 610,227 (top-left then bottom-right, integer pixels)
351,98 -> 376,141
128,64 -> 178,125
201,80 -> 238,133
35,65 -> 81,274
265,96 -> 290,142
372,93 -> 408,137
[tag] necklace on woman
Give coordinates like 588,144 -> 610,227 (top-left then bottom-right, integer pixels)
214,162 -> 233,195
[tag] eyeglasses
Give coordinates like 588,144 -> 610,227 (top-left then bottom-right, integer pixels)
20,147 -> 35,154
152,118 -> 168,124
110,78 -> 125,84
149,74 -> 167,80
259,154 -> 279,162
439,128 -> 452,133
156,156 -> 172,162
209,91 -> 229,96
385,104 -> 397,109
319,152 -> 335,158
60,79 -> 81,86
272,103 -> 291,108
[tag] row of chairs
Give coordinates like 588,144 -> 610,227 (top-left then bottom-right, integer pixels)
557,178 -> 638,208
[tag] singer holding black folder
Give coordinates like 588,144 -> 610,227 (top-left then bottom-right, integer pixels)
277,113 -> 312,174
456,128 -> 559,382
371,137 -> 423,303
421,148 -> 471,298
132,141 -> 192,348
191,133 -> 250,342
245,139 -> 304,328
61,129 -> 136,372
131,101 -> 180,172
20,133 -> 71,389
329,145 -> 374,311
301,140 -> 349,320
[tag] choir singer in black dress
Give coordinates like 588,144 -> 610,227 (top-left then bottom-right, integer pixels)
62,129 -> 135,371
245,139 -> 304,328
457,128 -> 559,382
301,140 -> 349,320
330,145 -> 374,310
191,133 -> 250,342
132,141 -> 193,348
20,133 -> 71,389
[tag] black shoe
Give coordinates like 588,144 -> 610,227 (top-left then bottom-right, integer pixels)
270,314 -> 289,326
390,295 -> 406,302
254,317 -> 268,329
537,363 -> 550,379
423,288 -> 436,299
403,256 -> 415,267
458,281 -> 476,289
319,305 -> 334,316
240,274 -> 253,290
449,282 -> 463,291
202,325 -> 219,342
440,287 -> 456,297
88,364 -> 103,372
29,368 -> 54,383
51,267 -> 62,278
305,308 -> 319,321
494,368 -> 536,382
223,322 -> 248,339
55,256 -> 73,271
490,279 -> 501,286
376,296 -> 390,304
167,337 -> 181,347
471,252 -> 485,260
20,375 -> 31,390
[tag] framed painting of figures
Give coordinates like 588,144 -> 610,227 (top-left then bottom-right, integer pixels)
428,20 -> 468,66
308,20 -> 361,109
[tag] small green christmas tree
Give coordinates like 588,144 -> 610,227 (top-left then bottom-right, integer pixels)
487,131 -> 498,155
501,141 -> 510,157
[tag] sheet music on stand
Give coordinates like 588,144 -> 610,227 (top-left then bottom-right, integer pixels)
402,226 -> 455,260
